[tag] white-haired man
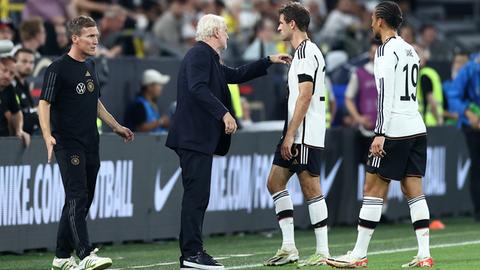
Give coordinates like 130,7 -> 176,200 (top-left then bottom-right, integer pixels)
166,14 -> 291,270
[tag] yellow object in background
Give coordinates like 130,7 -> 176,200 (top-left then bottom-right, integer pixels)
228,84 -> 243,119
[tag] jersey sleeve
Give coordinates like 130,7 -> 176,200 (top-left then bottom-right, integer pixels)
296,48 -> 319,84
40,62 -> 60,103
374,44 -> 397,135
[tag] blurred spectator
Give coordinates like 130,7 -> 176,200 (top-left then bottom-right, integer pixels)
153,0 -> 187,57
22,0 -> 76,25
98,6 -> 128,57
73,0 -> 117,22
0,20 -> 15,42
416,46 -> 444,126
13,17 -> 46,58
418,24 -> 436,52
240,96 -> 253,127
125,69 -> 170,133
344,41 -> 379,162
446,54 -> 480,222
42,22 -> 70,56
345,41 -> 378,132
0,56 -> 30,146
325,76 -> 337,127
418,23 -> 452,61
442,51 -> 470,125
397,0 -> 421,30
317,0 -> 361,49
304,0 -> 329,32
243,18 -> 279,60
55,23 -> 70,53
399,24 -> 416,45
13,48 -> 39,135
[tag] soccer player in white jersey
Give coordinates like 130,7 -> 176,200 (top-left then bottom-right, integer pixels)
326,1 -> 434,268
264,2 -> 329,267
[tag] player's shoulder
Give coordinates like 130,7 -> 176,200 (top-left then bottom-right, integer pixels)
47,54 -> 68,71
297,40 -> 323,60
377,36 -> 399,57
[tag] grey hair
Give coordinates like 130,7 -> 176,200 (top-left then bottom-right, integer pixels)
195,14 -> 226,42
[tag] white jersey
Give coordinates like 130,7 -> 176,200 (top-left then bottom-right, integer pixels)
373,36 -> 426,138
287,39 -> 326,148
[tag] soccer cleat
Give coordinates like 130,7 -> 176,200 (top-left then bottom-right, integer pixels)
51,256 -> 78,270
75,248 -> 112,270
326,251 -> 368,268
263,247 -> 299,266
183,251 -> 225,270
298,253 -> 329,266
401,256 -> 434,268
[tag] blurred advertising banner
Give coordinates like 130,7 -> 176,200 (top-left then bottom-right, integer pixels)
0,127 -> 472,252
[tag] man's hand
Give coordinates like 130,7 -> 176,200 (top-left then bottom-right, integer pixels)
370,135 -> 386,157
223,112 -> 237,135
281,134 -> 294,160
114,126 -> 135,142
17,130 -> 31,148
466,109 -> 480,130
43,135 -> 56,163
159,115 -> 170,128
357,115 -> 373,129
269,54 -> 292,65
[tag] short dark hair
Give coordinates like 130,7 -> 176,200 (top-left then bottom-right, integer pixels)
19,17 -> 44,41
66,16 -> 97,40
370,39 -> 382,46
278,2 -> 310,32
375,1 -> 403,30
0,55 -> 16,65
14,47 -> 35,58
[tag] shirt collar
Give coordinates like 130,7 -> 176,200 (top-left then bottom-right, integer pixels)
197,41 -> 220,61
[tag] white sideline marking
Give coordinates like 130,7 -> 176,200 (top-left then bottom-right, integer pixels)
108,237 -> 480,270
226,240 -> 480,269
110,261 -> 176,270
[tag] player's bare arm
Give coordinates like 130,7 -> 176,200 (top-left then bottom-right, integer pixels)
281,82 -> 313,160
38,100 -> 56,162
97,100 -> 134,142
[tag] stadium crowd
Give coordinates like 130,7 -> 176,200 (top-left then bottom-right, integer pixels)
0,0 -> 479,139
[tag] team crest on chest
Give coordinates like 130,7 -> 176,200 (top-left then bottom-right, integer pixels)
86,79 -> 95,92
71,155 -> 80,166
76,82 -> 86,94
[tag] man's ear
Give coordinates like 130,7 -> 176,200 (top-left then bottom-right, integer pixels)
289,20 -> 296,30
71,35 -> 78,44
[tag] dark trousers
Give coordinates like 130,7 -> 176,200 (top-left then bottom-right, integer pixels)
55,148 -> 100,259
463,126 -> 480,219
176,149 -> 213,257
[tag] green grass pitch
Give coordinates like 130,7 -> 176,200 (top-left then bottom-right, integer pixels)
1,218 -> 479,270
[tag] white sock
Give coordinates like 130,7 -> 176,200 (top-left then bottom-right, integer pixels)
307,195 -> 329,256
351,196 -> 383,259
273,190 -> 295,250
408,195 -> 431,258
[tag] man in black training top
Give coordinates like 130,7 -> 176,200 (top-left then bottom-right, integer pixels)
38,16 -> 134,270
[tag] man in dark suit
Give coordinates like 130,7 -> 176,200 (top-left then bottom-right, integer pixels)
166,14 -> 291,270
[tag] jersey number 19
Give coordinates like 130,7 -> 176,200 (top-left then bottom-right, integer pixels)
400,63 -> 419,102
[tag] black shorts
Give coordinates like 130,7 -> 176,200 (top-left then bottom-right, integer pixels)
273,140 -> 322,176
366,135 -> 427,181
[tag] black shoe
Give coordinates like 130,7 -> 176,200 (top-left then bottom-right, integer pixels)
180,256 -> 195,269
183,251 -> 224,270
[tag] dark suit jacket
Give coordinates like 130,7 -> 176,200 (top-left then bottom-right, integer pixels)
166,41 -> 272,155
